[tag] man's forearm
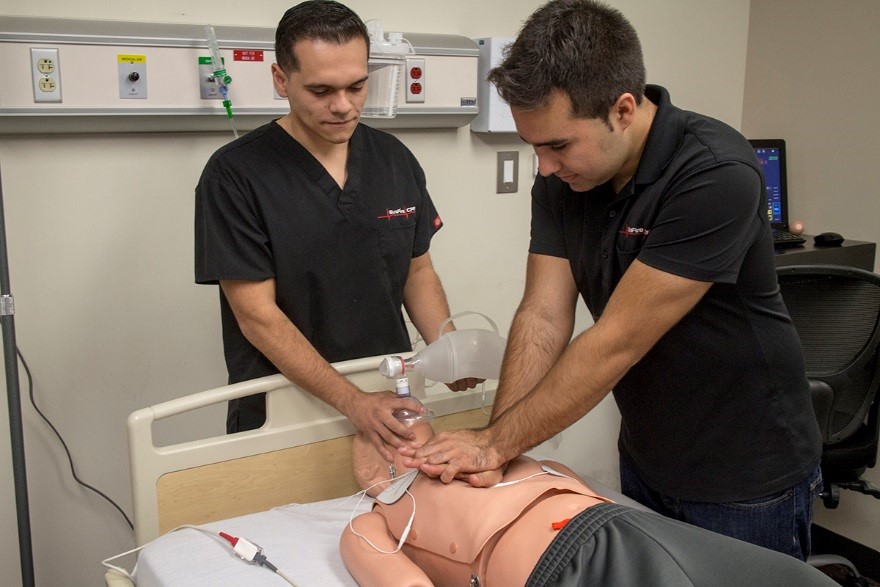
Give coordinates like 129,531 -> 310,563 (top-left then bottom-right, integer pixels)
237,306 -> 364,412
403,253 -> 453,345
487,324 -> 628,460
490,295 -> 574,423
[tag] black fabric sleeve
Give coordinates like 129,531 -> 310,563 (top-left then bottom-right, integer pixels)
636,161 -> 764,284
408,150 -> 442,258
194,162 -> 274,285
528,175 -> 568,259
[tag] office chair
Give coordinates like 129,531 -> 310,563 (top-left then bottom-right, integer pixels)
777,264 -> 880,586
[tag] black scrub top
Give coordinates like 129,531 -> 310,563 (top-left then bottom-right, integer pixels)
195,121 -> 443,384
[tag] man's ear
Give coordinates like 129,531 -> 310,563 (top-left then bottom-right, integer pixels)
271,63 -> 289,98
610,93 -> 637,131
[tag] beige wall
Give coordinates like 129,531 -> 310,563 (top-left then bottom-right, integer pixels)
0,1 -> 751,584
743,0 -> 880,551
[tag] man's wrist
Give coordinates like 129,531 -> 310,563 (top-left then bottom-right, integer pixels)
480,425 -> 513,470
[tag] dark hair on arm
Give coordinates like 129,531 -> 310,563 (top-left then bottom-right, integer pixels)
487,0 -> 645,122
275,0 -> 370,73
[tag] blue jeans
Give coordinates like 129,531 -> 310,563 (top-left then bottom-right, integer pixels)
619,455 -> 822,561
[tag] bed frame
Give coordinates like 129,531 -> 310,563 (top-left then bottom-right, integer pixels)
126,354 -> 493,546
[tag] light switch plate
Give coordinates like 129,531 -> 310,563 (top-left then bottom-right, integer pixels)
497,151 -> 518,193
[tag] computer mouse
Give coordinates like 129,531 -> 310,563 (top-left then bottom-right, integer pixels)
814,232 -> 844,247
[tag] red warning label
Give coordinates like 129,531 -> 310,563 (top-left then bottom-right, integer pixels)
234,50 -> 264,62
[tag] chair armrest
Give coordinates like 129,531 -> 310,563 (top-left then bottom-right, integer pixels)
810,378 -> 834,443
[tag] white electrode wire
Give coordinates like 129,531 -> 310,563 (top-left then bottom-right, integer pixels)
347,484 -> 416,554
102,524 -> 299,586
101,525 -> 211,581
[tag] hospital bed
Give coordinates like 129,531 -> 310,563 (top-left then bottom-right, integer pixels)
103,353 -> 636,586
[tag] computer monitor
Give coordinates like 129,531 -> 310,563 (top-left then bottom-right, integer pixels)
749,139 -> 788,227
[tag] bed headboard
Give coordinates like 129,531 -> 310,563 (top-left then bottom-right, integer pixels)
127,354 -> 494,545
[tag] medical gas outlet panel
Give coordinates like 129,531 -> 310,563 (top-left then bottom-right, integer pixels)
0,17 -> 479,134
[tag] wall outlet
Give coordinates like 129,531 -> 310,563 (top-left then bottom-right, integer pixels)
405,58 -> 425,104
31,48 -> 61,103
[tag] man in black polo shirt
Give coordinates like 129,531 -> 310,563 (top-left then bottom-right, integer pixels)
403,0 -> 822,560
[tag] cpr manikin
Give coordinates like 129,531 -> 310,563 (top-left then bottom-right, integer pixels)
342,419 -> 610,586
340,420 -> 837,587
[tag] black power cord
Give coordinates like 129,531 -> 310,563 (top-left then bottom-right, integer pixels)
18,347 -> 133,530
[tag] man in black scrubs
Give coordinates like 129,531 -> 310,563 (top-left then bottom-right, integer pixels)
403,0 -> 823,561
195,0 -> 471,460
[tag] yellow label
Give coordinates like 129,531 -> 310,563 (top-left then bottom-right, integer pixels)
118,54 -> 146,64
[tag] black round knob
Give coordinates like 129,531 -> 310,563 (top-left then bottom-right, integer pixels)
128,72 -> 140,82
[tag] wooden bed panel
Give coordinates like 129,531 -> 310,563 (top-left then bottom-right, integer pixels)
156,407 -> 490,534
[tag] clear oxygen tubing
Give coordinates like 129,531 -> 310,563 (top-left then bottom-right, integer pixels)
205,25 -> 239,139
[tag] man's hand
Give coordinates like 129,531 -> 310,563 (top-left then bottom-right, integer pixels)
399,429 -> 505,484
343,391 -> 427,462
444,377 -> 484,392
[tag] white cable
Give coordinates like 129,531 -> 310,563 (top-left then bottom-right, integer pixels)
101,524 -> 214,581
348,487 -> 416,554
101,524 -> 299,585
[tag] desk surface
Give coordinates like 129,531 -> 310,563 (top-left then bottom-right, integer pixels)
774,235 -> 876,271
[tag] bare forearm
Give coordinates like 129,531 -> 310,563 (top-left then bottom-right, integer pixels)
403,253 -> 453,344
488,260 -> 713,460
490,298 -> 573,422
236,306 -> 362,412
488,322 -> 633,460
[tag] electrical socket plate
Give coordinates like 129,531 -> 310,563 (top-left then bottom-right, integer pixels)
405,58 -> 425,104
31,47 -> 61,103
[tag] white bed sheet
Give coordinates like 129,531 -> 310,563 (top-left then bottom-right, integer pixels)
132,475 -> 643,586
134,495 -> 373,586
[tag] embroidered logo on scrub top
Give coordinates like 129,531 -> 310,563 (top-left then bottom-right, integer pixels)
377,206 -> 417,220
619,224 -> 651,238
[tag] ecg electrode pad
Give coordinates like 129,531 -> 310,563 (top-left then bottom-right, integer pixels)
376,469 -> 419,504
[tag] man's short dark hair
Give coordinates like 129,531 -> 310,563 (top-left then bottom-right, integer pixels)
275,0 -> 370,73
487,0 -> 645,122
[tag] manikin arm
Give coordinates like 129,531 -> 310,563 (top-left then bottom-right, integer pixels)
220,278 -> 422,461
340,512 -> 434,587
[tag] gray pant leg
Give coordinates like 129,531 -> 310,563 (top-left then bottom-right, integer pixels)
527,503 -> 836,587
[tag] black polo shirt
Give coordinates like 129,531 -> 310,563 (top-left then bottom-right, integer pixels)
195,121 -> 442,426
530,85 -> 821,501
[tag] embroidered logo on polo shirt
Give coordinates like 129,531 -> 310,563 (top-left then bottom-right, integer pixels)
619,225 -> 651,238
377,206 -> 416,220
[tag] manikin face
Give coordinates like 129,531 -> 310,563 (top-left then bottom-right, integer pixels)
353,420 -> 434,497
272,37 -> 369,150
513,90 -> 630,193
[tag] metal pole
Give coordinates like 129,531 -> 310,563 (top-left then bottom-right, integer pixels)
0,163 -> 36,586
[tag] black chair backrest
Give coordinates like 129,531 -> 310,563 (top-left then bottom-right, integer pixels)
777,265 -> 880,444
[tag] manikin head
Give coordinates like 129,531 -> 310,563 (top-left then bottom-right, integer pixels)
353,419 -> 434,497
